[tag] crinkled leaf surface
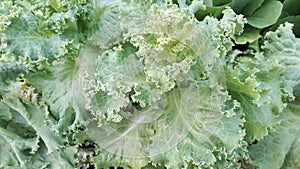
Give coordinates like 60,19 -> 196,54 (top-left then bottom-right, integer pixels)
1,0 -> 300,168
86,0 -> 123,48
80,3 -> 247,168
26,57 -> 92,133
2,98 -> 66,154
248,99 -> 300,169
0,0 -> 85,63
263,23 -> 300,98
225,52 -> 285,141
0,97 -> 70,167
0,60 -> 25,95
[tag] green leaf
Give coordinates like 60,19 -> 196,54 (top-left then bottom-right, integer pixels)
226,53 -> 286,140
0,0 -> 85,63
270,15 -> 300,37
247,0 -> 283,28
282,131 -> 300,169
26,56 -> 93,133
232,0 -> 264,16
248,100 -> 300,169
1,11 -> 69,61
18,144 -> 78,169
281,0 -> 300,16
92,150 -> 149,169
234,25 -> 260,44
0,125 -> 39,167
212,0 -> 232,6
86,0 -> 123,48
2,99 -> 66,154
0,97 -> 74,168
194,5 -> 225,21
0,61 -> 26,95
263,23 -> 300,98
225,66 -> 260,101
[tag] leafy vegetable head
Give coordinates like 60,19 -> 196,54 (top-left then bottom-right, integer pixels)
0,0 -> 300,168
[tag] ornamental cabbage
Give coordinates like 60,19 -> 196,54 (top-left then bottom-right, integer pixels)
0,0 -> 299,169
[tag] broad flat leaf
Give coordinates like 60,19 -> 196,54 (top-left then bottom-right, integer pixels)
212,0 -> 232,6
281,0 -> 300,16
232,0 -> 264,16
234,25 -> 260,44
194,5 -> 226,21
247,0 -> 283,28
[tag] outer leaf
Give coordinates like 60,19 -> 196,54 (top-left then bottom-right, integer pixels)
1,11 -> 69,61
14,144 -> 79,169
247,0 -> 283,28
282,131 -> 300,169
270,16 -> 300,37
281,0 -> 300,16
86,0 -> 123,48
0,61 -> 25,95
232,0 -> 264,16
234,25 -> 260,44
262,23 -> 300,98
194,5 -> 225,21
2,99 -> 66,154
0,0 -> 85,63
0,95 -> 76,168
0,124 -> 39,167
26,57 -> 93,133
226,53 -> 286,140
248,100 -> 300,169
92,150 -> 149,169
